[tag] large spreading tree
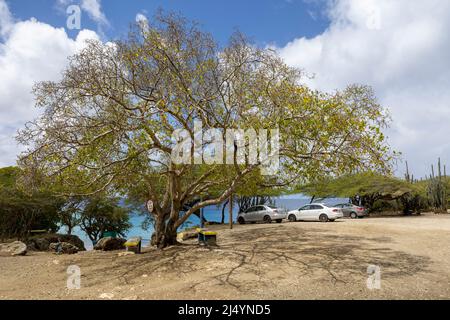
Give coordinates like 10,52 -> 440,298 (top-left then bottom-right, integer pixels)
18,13 -> 393,248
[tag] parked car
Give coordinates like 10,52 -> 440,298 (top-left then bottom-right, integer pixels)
287,203 -> 343,222
333,203 -> 367,219
237,205 -> 287,224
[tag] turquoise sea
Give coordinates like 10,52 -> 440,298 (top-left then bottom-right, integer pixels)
69,194 -> 349,250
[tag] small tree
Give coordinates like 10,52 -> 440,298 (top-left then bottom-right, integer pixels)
79,196 -> 131,244
57,197 -> 85,235
299,172 -> 424,213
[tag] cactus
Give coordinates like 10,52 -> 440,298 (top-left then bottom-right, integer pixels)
405,161 -> 411,183
427,158 -> 448,212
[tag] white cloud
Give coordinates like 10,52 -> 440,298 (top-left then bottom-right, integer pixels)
0,0 -> 13,37
0,0 -> 99,167
278,0 -> 450,177
80,0 -> 108,26
135,13 -> 149,32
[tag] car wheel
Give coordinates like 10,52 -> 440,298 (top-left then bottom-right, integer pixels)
238,217 -> 246,225
319,214 -> 329,222
288,214 -> 297,222
276,219 -> 282,223
350,212 -> 357,219
263,216 -> 272,224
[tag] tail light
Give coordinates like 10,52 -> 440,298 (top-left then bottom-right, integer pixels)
357,207 -> 364,211
273,209 -> 279,213
332,209 -> 339,212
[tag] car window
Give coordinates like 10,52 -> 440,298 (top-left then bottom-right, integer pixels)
245,207 -> 255,213
311,205 -> 323,210
335,204 -> 342,208
299,205 -> 311,210
257,206 -> 266,211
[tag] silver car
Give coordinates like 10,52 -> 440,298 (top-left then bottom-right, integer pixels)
333,203 -> 368,219
237,205 -> 287,224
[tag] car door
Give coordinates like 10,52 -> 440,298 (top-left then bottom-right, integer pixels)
297,205 -> 312,221
244,207 -> 256,221
310,205 -> 324,220
254,206 -> 267,221
342,204 -> 352,217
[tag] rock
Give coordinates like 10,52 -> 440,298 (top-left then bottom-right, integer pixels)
94,237 -> 126,251
99,293 -> 115,300
0,241 -> 27,256
118,251 -> 135,257
32,238 -> 50,251
177,230 -> 198,241
27,234 -> 86,252
49,242 -> 79,254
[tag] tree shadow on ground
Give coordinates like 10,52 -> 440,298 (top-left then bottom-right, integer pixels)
72,225 -> 430,293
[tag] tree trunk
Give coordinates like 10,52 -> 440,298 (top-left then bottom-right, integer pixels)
221,199 -> 229,224
151,211 -> 179,249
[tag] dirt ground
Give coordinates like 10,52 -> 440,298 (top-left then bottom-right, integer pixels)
1,213 -> 450,300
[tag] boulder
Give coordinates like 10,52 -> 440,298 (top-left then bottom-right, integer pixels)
49,242 -> 79,254
177,230 -> 199,241
0,241 -> 27,256
27,234 -> 86,252
94,237 -> 126,251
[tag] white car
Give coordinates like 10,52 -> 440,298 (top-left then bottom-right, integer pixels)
287,203 -> 343,222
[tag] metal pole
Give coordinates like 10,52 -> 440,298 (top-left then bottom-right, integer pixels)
200,197 -> 204,229
229,194 -> 233,230
200,207 -> 204,228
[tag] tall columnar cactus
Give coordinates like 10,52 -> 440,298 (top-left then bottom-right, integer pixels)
405,161 -> 411,183
427,158 -> 448,212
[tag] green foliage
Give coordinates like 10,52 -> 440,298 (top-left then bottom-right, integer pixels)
79,196 -> 132,244
299,172 -> 412,199
0,166 -> 20,188
298,172 -> 424,213
0,167 -> 63,240
0,167 -> 132,243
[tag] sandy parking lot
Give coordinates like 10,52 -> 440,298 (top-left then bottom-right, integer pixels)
1,213 -> 450,300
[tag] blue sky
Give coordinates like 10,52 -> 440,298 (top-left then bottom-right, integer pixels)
6,0 -> 329,46
1,0 -> 450,178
